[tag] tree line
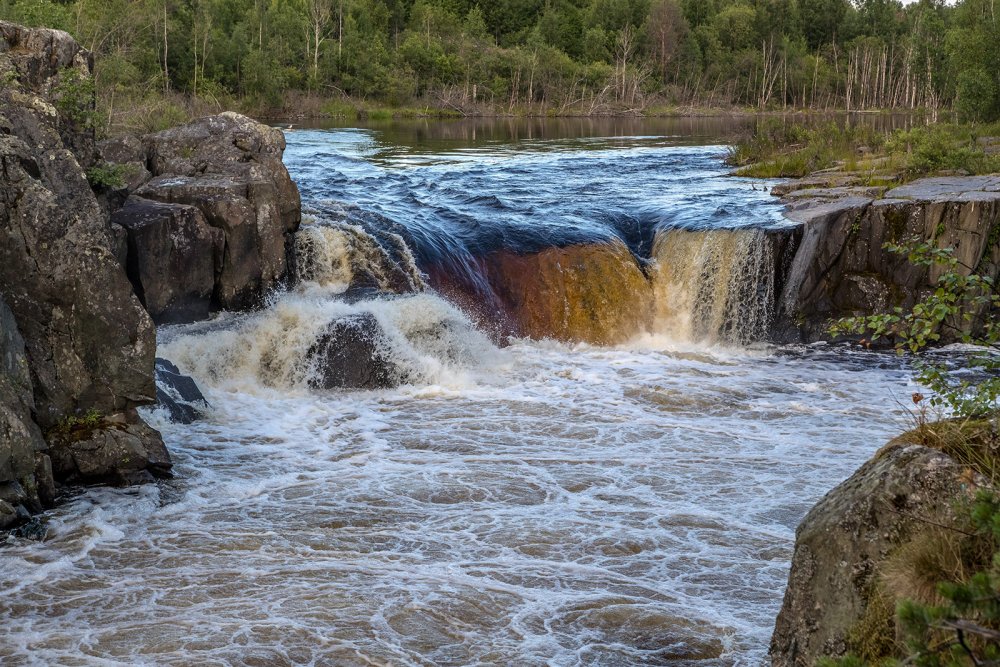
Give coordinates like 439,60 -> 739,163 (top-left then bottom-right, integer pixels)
2,0 -> 999,126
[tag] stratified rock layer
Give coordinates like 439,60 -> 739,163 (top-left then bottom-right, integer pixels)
775,177 -> 1000,341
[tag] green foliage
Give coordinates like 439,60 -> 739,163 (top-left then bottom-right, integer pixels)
821,489 -> 1000,667
895,491 -> 1000,666
85,162 -> 130,189
1,0 -> 73,32
887,125 -> 1000,178
731,120 -> 1000,181
53,408 -> 103,434
729,119 -> 884,178
955,69 -> 998,123
52,69 -> 97,130
4,0 -> 1000,123
831,240 -> 999,419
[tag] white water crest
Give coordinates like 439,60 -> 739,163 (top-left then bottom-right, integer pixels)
294,214 -> 426,294
0,333 -> 917,665
158,289 -> 497,393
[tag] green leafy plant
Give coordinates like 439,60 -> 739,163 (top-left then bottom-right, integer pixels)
831,238 -> 999,418
820,489 -> 1000,667
53,407 -> 103,434
53,68 -> 97,130
85,162 -> 130,189
894,490 -> 1000,666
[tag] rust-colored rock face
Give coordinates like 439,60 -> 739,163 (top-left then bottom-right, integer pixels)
484,241 -> 653,345
426,240 -> 653,345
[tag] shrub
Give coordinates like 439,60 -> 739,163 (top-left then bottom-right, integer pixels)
53,68 -> 97,130
85,162 -> 130,189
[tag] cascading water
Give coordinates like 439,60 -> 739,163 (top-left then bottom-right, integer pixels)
0,121 -> 917,666
294,213 -> 426,295
650,226 -> 792,345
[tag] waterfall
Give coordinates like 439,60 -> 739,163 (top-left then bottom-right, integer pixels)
650,227 -> 787,345
294,216 -> 426,295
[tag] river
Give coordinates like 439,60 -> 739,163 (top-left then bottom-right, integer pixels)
0,118 -> 918,666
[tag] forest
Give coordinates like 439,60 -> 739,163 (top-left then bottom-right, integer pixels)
2,0 -> 999,131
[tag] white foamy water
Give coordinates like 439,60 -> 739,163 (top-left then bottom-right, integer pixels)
0,290 -> 915,665
0,124 -> 921,666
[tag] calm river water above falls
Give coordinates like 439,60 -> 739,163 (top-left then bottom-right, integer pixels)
1,119 -> 919,666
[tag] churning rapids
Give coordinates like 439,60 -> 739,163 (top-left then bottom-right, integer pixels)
1,120 -> 919,666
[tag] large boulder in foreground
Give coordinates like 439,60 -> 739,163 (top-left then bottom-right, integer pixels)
105,112 -> 302,320
770,436 -> 988,666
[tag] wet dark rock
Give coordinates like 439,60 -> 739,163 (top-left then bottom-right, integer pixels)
4,515 -> 48,541
155,358 -> 209,424
0,500 -> 27,531
307,313 -> 402,390
113,196 -> 224,323
770,440 -> 985,666
48,414 -> 172,486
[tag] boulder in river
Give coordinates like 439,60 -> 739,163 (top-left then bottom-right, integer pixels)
104,112 -> 302,317
306,313 -> 402,390
48,413 -> 172,486
770,433 -> 989,665
113,196 -> 224,323
155,358 -> 210,424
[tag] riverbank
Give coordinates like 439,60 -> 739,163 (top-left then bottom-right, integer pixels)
103,87 -> 938,136
728,119 -> 1000,184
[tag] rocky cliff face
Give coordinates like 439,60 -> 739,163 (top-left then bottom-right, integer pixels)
770,435 -> 988,666
0,21 -> 170,519
0,21 -> 303,529
773,177 -> 1000,342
